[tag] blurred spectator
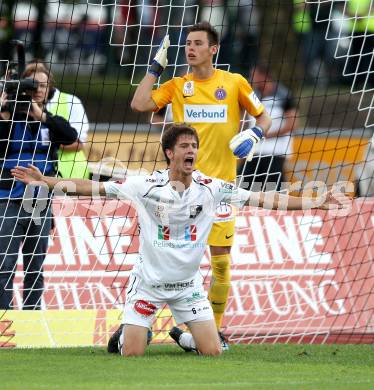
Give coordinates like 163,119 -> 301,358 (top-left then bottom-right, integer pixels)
71,14 -> 104,63
10,2 -> 105,73
167,0 -> 197,77
114,1 -> 138,65
239,65 -> 298,191
292,0 -> 337,85
0,62 -> 77,309
0,18 -> 10,77
0,1 -> 17,56
113,0 -> 163,78
200,0 -> 260,74
346,0 -> 374,89
348,1 -> 374,193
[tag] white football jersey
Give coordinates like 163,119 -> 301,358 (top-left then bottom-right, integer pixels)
103,170 -> 251,284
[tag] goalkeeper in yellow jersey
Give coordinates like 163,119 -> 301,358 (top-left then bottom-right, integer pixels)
130,21 -> 272,349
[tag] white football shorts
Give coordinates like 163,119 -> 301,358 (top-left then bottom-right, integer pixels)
123,272 -> 214,329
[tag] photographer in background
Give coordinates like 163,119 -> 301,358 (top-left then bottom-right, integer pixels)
25,60 -> 90,179
0,62 -> 78,310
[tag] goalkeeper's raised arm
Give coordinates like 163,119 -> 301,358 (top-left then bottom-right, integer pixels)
131,35 -> 170,112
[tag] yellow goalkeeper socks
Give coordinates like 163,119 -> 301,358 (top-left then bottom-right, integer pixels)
208,254 -> 231,329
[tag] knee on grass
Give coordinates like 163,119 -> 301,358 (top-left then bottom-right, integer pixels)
198,343 -> 222,356
122,345 -> 146,357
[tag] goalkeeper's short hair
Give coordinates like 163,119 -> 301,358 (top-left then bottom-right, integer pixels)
187,21 -> 219,47
161,123 -> 199,165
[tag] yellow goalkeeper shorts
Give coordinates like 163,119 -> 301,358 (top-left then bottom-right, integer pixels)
207,203 -> 236,247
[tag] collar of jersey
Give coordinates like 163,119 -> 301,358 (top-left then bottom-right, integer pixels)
166,170 -> 193,196
188,69 -> 218,83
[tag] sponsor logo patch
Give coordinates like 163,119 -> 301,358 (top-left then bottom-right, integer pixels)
183,81 -> 194,97
186,291 -> 204,303
214,87 -> 227,100
189,204 -> 203,219
185,225 -> 197,241
164,280 -> 194,291
158,225 -> 170,240
154,205 -> 165,218
184,104 -> 227,123
216,203 -> 233,219
134,300 -> 157,316
221,182 -> 236,192
196,176 -> 212,185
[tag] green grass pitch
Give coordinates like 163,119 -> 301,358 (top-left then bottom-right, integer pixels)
1,344 -> 374,390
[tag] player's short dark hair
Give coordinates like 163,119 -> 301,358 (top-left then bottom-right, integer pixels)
187,21 -> 219,46
161,123 -> 199,165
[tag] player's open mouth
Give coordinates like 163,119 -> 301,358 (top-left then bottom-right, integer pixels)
184,157 -> 194,167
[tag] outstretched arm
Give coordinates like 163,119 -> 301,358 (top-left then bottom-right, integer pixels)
11,165 -> 106,196
246,189 -> 351,212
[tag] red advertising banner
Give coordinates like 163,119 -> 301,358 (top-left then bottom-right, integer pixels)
10,198 -> 374,344
226,200 -> 374,343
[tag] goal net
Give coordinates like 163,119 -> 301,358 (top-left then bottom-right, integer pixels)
0,0 -> 373,348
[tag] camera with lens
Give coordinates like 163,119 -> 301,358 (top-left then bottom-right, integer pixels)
0,78 -> 39,115
0,40 -> 39,116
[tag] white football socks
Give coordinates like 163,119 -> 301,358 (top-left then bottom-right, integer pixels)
118,333 -> 124,355
179,332 -> 197,351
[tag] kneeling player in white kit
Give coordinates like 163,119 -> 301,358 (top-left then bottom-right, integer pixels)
11,124 -> 350,356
